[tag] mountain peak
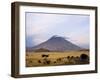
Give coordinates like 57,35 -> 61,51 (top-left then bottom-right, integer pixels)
49,35 -> 66,41
51,35 -> 64,38
51,35 -> 60,38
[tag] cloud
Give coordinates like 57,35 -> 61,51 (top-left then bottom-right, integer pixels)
69,34 -> 89,48
26,12 -> 90,48
26,35 -> 35,47
26,13 -> 71,44
26,13 -> 77,36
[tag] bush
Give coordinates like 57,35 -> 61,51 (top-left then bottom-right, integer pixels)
80,54 -> 89,62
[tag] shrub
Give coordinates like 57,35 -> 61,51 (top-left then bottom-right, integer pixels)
38,60 -> 41,63
80,54 -> 89,62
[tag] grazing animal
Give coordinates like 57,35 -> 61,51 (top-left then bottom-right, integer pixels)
74,56 -> 80,64
46,60 -> 51,64
71,56 -> 74,59
42,54 -> 49,57
57,58 -> 62,62
67,56 -> 70,59
38,60 -> 41,63
29,60 -> 32,63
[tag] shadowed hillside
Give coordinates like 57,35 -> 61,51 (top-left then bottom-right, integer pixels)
27,35 -> 82,52
34,48 -> 50,52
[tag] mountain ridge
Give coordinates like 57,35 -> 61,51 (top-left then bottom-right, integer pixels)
26,35 -> 82,52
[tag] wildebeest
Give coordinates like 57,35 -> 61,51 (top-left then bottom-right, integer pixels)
74,56 -> 80,64
57,58 -> 62,62
38,60 -> 41,63
54,61 -> 56,63
42,54 -> 49,57
42,58 -> 51,64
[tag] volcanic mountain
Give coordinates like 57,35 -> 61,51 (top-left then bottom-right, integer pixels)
27,35 -> 82,52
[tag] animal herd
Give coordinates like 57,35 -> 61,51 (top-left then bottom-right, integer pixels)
26,53 -> 89,67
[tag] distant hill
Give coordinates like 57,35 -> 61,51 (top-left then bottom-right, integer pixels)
79,49 -> 89,51
27,35 -> 82,52
33,48 -> 50,52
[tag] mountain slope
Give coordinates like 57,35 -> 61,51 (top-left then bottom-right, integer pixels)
30,35 -> 82,51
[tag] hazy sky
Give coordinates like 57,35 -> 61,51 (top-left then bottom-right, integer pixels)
25,12 -> 90,49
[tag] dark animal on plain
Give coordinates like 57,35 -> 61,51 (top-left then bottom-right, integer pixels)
42,54 -> 49,57
66,56 -> 75,64
42,58 -> 51,64
57,58 -> 62,62
29,60 -> 32,63
74,56 -> 80,64
54,61 -> 56,63
46,60 -> 51,64
38,60 -> 41,63
67,56 -> 70,59
70,56 -> 74,59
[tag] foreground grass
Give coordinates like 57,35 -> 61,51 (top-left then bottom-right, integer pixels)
26,50 -> 89,67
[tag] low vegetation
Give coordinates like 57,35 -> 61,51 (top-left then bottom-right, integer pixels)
26,50 -> 89,67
